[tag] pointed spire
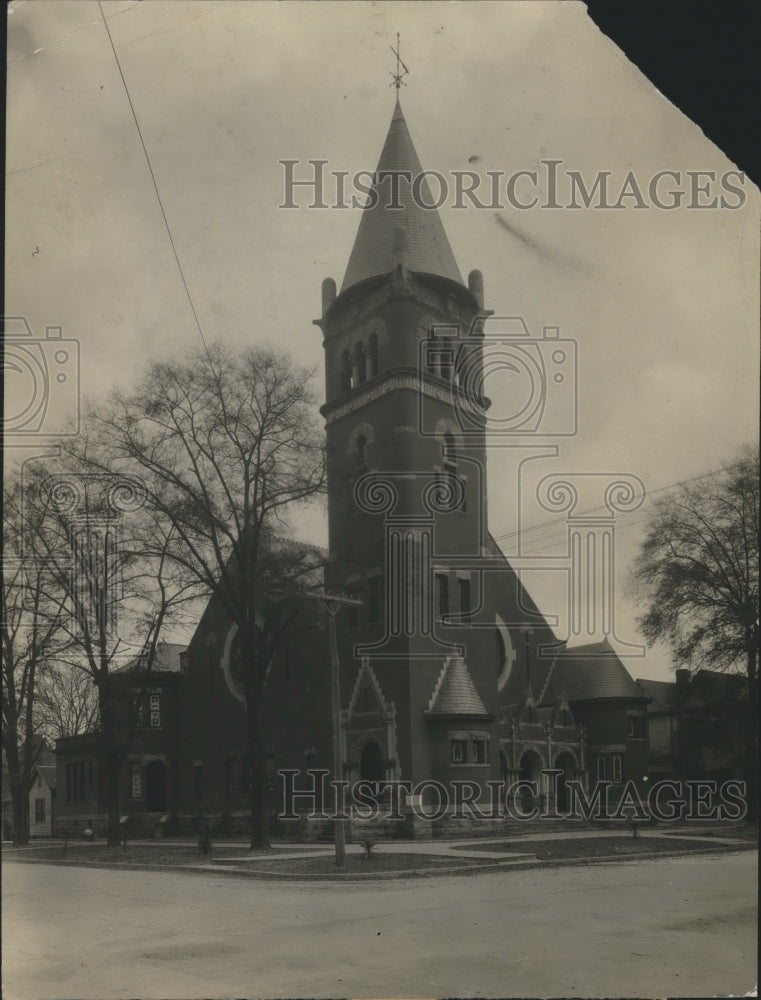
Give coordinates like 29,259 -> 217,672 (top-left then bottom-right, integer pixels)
340,100 -> 464,294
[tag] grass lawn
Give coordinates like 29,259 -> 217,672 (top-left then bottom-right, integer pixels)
449,835 -> 749,860
234,852 -> 500,874
660,824 -> 758,841
2,844 -> 321,866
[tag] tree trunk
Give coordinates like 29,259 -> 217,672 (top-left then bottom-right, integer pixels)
249,736 -> 270,850
98,684 -> 123,847
103,746 -> 122,847
11,784 -> 29,846
4,730 -> 30,846
246,680 -> 270,850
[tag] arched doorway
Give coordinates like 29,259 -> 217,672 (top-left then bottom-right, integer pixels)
518,750 -> 543,813
360,741 -> 384,794
145,761 -> 166,812
554,751 -> 576,813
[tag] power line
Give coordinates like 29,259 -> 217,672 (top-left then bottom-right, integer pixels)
437,468 -> 719,559
97,2 -> 211,360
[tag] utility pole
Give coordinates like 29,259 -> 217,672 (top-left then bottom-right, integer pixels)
303,589 -> 361,868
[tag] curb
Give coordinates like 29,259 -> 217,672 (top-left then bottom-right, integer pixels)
3,842 -> 754,882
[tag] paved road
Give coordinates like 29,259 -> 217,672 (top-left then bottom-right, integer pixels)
2,852 -> 757,999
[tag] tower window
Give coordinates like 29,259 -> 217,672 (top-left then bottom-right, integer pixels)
353,342 -> 367,386
436,573 -> 450,619
355,434 -> 367,473
458,577 -> 471,616
440,339 -> 454,381
367,332 -> 378,378
443,432 -> 457,472
451,739 -> 467,763
340,350 -> 352,393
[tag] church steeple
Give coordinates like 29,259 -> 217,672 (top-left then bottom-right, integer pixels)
340,99 -> 464,294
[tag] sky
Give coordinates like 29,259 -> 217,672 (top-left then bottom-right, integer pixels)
6,1 -> 759,681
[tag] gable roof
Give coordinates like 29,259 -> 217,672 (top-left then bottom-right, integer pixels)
426,655 -> 491,719
341,99 -> 463,293
540,638 -> 648,705
33,765 -> 57,790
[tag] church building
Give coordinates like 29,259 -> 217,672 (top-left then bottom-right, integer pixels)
54,97 -> 649,838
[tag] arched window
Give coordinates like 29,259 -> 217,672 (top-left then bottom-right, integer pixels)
440,337 -> 454,381
355,434 -> 367,473
340,350 -> 352,393
353,342 -> 366,386
367,331 -> 378,378
443,432 -> 457,473
427,329 -> 441,376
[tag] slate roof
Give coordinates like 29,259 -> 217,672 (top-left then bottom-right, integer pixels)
341,99 -> 464,293
426,655 -> 491,719
540,638 -> 648,705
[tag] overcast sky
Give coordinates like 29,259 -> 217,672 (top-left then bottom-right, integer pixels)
6,1 -> 759,680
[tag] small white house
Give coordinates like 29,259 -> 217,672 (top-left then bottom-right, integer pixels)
29,765 -> 56,838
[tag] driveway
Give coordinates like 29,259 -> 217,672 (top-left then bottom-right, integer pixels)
2,852 -> 756,998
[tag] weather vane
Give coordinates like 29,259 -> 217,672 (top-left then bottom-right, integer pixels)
389,32 -> 409,90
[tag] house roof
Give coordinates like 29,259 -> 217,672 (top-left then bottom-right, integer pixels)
114,641 -> 187,674
636,678 -> 677,713
426,655 -> 491,719
540,638 -> 648,705
34,765 -> 57,790
340,99 -> 464,293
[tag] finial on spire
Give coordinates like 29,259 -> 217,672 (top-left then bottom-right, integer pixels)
389,33 -> 409,90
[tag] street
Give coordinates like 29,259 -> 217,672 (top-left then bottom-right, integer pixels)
2,852 -> 757,998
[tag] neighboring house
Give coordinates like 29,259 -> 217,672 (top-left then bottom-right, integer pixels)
2,739 -> 55,840
55,642 -> 185,837
636,675 -> 680,781
29,765 -> 57,837
636,668 -> 748,783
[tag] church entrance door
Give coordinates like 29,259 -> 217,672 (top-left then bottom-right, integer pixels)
360,741 -> 384,794
145,761 -> 166,813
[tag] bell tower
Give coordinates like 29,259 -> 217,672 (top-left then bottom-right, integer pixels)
315,96 -> 500,803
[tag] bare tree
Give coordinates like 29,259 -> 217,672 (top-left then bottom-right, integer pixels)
79,342 -> 326,849
34,661 -> 100,743
631,444 -> 759,820
2,477 -> 70,845
18,460 -> 201,846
